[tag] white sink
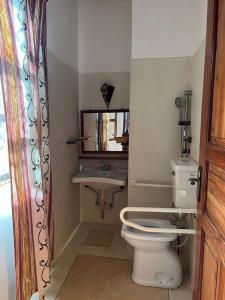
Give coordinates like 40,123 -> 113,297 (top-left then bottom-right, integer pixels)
72,168 -> 127,219
72,168 -> 127,190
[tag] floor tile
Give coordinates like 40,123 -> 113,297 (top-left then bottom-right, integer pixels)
56,255 -> 169,300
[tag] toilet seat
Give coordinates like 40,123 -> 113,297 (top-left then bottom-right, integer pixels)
122,218 -> 177,242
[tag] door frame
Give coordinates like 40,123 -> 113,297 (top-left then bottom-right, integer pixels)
193,0 -> 219,299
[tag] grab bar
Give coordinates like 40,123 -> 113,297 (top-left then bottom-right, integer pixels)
120,207 -> 197,235
131,180 -> 172,188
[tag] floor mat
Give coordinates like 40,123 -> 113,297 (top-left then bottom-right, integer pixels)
83,229 -> 115,247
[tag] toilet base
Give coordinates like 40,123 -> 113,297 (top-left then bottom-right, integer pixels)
132,247 -> 182,289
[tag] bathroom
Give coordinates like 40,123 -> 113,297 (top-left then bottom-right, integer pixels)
2,0 -> 224,299
47,0 -> 207,298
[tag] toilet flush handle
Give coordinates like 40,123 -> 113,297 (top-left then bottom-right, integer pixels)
188,178 -> 199,185
188,166 -> 201,201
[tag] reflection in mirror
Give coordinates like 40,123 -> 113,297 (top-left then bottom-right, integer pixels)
81,110 -> 129,153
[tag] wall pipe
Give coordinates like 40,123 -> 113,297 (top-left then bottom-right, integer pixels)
84,185 -> 99,206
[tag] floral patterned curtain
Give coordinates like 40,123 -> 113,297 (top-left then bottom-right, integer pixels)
0,0 -> 53,299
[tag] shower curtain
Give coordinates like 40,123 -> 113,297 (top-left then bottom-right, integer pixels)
0,0 -> 53,299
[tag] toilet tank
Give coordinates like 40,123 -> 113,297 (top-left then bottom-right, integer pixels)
170,158 -> 199,209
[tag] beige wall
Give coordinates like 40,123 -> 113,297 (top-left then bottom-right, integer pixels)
128,50 -> 206,288
47,0 -> 78,69
47,0 -> 80,258
48,52 -> 80,257
77,0 -> 131,224
128,47 -> 206,285
79,72 -> 130,110
128,57 -> 191,214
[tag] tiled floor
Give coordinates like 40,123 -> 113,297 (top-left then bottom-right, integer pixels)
47,223 -> 191,300
56,255 -> 169,300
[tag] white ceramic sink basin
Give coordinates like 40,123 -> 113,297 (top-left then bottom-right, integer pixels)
72,168 -> 127,190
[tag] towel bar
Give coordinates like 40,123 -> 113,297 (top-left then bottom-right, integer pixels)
131,180 -> 172,188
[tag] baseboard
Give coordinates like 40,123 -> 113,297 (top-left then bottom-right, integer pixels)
46,222 -> 81,300
51,222 -> 81,268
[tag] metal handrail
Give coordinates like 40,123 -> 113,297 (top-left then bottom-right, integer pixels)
120,207 -> 197,235
130,180 -> 172,188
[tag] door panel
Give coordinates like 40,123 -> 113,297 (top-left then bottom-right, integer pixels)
211,0 -> 225,145
201,241 -> 218,300
193,0 -> 225,299
200,217 -> 225,300
206,165 -> 225,238
217,264 -> 225,300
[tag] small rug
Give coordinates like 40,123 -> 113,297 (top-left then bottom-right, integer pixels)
83,229 -> 115,247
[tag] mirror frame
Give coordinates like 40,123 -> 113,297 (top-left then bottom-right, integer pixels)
80,109 -> 129,155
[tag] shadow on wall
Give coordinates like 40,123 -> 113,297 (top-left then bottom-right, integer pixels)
47,50 -> 80,258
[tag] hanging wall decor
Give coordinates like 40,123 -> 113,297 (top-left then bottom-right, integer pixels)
100,83 -> 115,109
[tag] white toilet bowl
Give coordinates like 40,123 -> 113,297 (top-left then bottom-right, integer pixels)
121,218 -> 182,289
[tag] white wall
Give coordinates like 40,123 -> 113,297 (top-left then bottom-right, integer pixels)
132,0 -> 207,59
47,0 -> 78,70
47,0 -> 80,258
78,0 -> 131,73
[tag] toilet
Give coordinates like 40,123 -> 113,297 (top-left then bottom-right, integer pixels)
121,218 -> 181,288
121,158 -> 198,289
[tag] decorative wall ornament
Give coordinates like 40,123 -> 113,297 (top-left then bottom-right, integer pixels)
100,83 -> 115,109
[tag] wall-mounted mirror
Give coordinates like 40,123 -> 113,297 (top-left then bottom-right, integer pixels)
81,110 -> 129,154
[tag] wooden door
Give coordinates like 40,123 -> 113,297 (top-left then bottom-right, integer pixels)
193,0 -> 225,299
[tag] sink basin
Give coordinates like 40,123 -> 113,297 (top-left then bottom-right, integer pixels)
72,168 -> 127,190
72,168 -> 128,219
